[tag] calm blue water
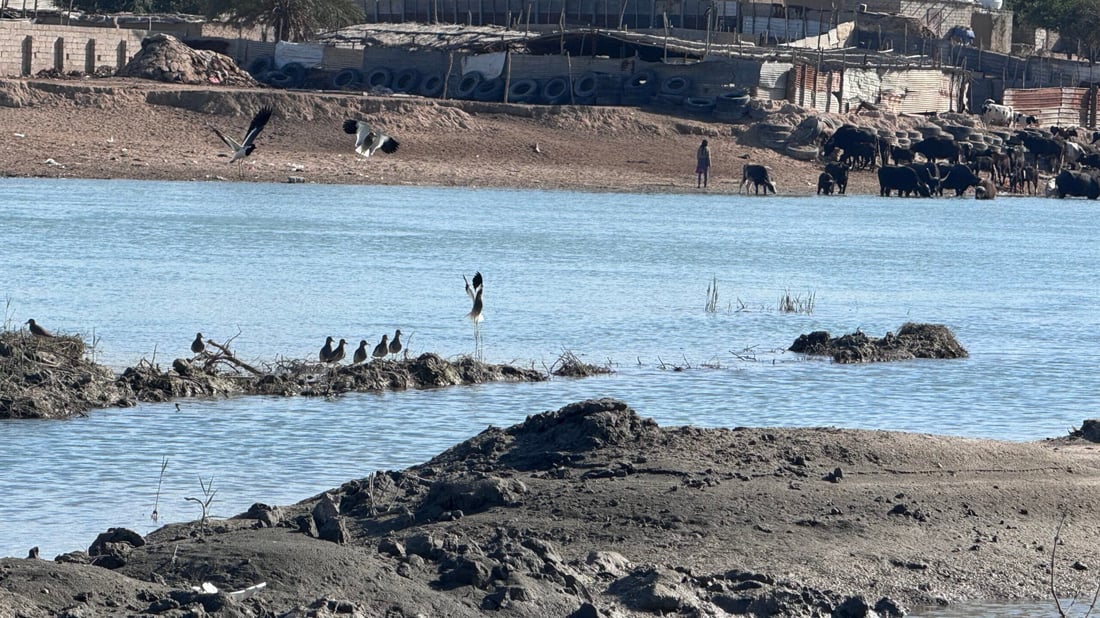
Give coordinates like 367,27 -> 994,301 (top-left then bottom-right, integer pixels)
1,178 -> 1098,593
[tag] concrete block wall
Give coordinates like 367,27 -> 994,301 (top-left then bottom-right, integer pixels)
0,21 -> 146,76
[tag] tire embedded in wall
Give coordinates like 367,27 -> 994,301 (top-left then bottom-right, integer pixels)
247,55 -> 274,77
660,75 -> 691,95
331,68 -> 363,90
455,72 -> 483,99
573,72 -> 598,98
280,62 -> 307,88
541,76 -> 570,104
507,78 -> 539,103
419,73 -> 445,97
392,68 -> 421,93
474,78 -> 505,101
364,67 -> 393,89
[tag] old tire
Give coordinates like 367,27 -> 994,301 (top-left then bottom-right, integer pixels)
364,67 -> 393,89
508,78 -> 539,103
331,68 -> 362,90
419,73 -> 444,97
392,68 -> 421,93
456,72 -> 483,99
541,76 -> 570,104
573,72 -> 598,98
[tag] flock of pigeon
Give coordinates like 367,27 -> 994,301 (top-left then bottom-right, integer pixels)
210,106 -> 398,175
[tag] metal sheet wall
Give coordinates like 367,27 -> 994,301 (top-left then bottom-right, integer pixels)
1004,87 -> 1091,127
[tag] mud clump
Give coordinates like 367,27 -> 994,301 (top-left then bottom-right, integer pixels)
789,322 -> 968,363
116,33 -> 260,87
0,330 -> 132,418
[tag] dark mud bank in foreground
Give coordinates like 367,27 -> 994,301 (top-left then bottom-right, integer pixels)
5,398 -> 1100,617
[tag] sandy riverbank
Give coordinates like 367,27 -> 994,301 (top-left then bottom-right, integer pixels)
0,76 -> 889,196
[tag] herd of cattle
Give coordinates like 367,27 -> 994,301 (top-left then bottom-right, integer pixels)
739,106 -> 1100,199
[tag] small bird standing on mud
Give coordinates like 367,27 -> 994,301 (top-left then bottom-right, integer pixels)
372,334 -> 389,360
388,329 -> 403,359
25,319 -> 53,338
211,106 -> 274,179
353,340 -> 368,364
191,332 -> 205,355
319,336 -> 335,363
342,119 -> 399,159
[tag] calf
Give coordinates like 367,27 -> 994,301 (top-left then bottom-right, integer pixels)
891,146 -> 915,165
980,99 -> 1015,128
1011,164 -> 1038,195
740,164 -> 777,195
817,172 -> 835,195
975,179 -> 997,200
824,162 -> 850,195
1013,112 -> 1038,127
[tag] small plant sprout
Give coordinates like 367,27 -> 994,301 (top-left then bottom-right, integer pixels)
152,456 -> 168,523
185,476 -> 217,537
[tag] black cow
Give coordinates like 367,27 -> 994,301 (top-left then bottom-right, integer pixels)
891,146 -> 915,165
1054,170 -> 1100,199
841,142 -> 877,170
817,172 -> 835,195
1080,153 -> 1100,170
740,164 -> 776,195
878,165 -> 930,197
938,164 -> 982,196
1051,126 -> 1079,139
824,162 -> 850,195
1011,164 -> 1038,195
822,124 -> 877,161
975,179 -> 997,200
911,136 -> 961,164
1011,131 -> 1063,172
907,162 -> 940,194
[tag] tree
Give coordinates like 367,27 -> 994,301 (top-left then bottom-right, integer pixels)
1008,0 -> 1100,62
68,0 -> 205,13
205,0 -> 364,41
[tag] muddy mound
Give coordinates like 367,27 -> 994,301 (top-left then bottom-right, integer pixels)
0,329 -> 132,418
116,33 -> 259,87
789,322 -> 968,363
427,398 -> 660,471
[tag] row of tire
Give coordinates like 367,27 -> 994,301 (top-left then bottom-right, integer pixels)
245,55 -> 748,114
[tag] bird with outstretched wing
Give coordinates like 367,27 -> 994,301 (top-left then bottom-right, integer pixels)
343,119 -> 399,158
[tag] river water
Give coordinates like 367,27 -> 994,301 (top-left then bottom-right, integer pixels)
1,178 -> 1098,613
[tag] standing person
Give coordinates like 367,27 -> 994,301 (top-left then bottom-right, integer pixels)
696,139 -> 712,188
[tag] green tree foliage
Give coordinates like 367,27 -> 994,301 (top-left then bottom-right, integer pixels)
1009,0 -> 1100,61
205,0 -> 364,41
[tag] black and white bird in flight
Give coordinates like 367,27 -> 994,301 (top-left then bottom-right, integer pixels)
464,271 -> 484,323
342,119 -> 399,158
211,106 -> 274,178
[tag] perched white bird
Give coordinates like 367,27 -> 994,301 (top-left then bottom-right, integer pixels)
211,106 -> 274,178
342,119 -> 399,158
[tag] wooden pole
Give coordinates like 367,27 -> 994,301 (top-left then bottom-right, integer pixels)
503,49 -> 512,102
442,51 -> 454,100
566,50 -> 576,104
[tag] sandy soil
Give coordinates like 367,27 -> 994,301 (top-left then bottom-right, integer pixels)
0,76 -> 885,195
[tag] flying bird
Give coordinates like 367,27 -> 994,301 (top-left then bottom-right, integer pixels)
319,336 -> 335,363
353,340 -> 368,364
342,119 -> 399,158
372,334 -> 389,360
211,106 -> 274,178
388,329 -> 403,359
191,332 -> 205,355
25,319 -> 53,338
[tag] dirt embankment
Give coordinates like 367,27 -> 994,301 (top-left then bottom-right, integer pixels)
3,398 -> 1100,617
0,74 -> 895,195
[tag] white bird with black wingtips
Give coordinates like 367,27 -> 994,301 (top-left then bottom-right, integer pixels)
211,106 -> 274,178
342,119 -> 399,158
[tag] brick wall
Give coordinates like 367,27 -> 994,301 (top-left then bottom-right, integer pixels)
0,21 -> 147,76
